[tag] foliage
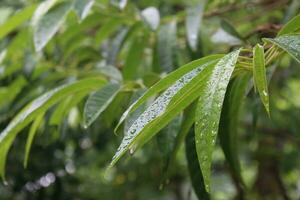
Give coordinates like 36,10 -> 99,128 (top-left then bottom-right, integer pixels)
0,0 -> 300,199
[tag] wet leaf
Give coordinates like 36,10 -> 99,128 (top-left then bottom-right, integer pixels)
185,128 -> 209,200
263,34 -> 300,63
114,55 -> 223,133
0,77 -> 106,179
278,13 -> 300,36
185,3 -> 204,51
84,83 -> 121,128
34,2 -> 72,51
253,44 -> 269,115
141,7 -> 160,31
109,57 -> 220,168
195,50 -> 240,191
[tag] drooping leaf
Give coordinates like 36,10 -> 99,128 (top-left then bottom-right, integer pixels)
0,5 -> 37,40
24,113 -> 44,168
185,3 -> 204,51
195,50 -> 240,191
34,2 -> 72,51
263,34 -> 300,63
123,34 -> 147,80
157,114 -> 182,162
109,57 -> 220,168
95,18 -> 120,45
185,128 -> 209,200
73,0 -> 95,21
50,91 -> 88,126
253,44 -> 269,115
219,73 -> 251,191
220,19 -> 244,40
84,83 -> 121,128
114,55 -> 223,133
161,102 -> 197,182
106,27 -> 129,65
31,0 -> 58,26
158,21 -> 177,72
278,13 -> 300,36
140,7 -> 160,31
124,89 -> 148,134
0,77 -> 107,178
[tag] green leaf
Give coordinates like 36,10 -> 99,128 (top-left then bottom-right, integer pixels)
114,55 -> 223,133
109,57 -> 220,168
162,102 -> 197,181
95,18 -> 120,45
220,19 -> 244,40
123,34 -> 147,80
253,44 -> 269,115
83,83 -> 121,128
31,0 -> 59,26
0,5 -> 37,40
158,21 -> 177,72
157,114 -> 182,161
34,2 -> 72,51
219,73 -> 250,191
50,91 -> 88,126
195,50 -> 240,192
141,7 -> 160,31
73,0 -> 94,21
24,113 -> 44,168
110,0 -> 128,10
263,34 -> 300,63
185,128 -> 209,200
278,13 -> 300,36
0,77 -> 107,179
106,28 -> 129,65
185,3 -> 204,51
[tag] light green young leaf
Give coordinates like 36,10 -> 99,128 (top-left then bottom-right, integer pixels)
109,58 -> 220,168
34,2 -> 72,51
0,5 -> 37,40
219,73 -> 250,191
0,77 -> 107,179
114,55 -> 223,133
141,7 -> 160,31
158,21 -> 177,72
185,3 -> 204,51
73,0 -> 95,21
278,13 -> 300,36
185,129 -> 209,200
95,18 -> 120,45
195,50 -> 240,192
253,44 -> 269,115
24,114 -> 44,168
84,83 -> 121,128
263,34 -> 300,63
